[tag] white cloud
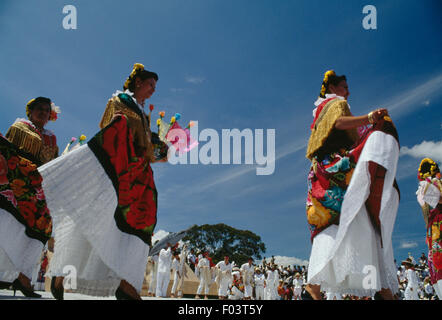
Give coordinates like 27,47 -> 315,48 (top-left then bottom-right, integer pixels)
256,255 -> 309,267
423,100 -> 430,106
191,138 -> 307,194
185,76 -> 205,84
170,88 -> 186,93
152,229 -> 170,243
399,241 -> 418,249
400,140 -> 442,163
384,73 -> 442,116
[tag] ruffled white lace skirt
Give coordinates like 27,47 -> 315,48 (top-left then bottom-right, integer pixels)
307,131 -> 400,297
0,209 -> 43,281
39,145 -> 149,297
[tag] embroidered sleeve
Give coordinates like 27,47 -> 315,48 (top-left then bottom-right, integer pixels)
306,99 -> 358,160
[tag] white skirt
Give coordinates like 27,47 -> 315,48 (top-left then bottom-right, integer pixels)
39,144 -> 149,297
307,131 -> 400,297
434,280 -> 442,299
0,209 -> 43,281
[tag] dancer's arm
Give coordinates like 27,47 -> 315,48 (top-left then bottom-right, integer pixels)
335,108 -> 388,130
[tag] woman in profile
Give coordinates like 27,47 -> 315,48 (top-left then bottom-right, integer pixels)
41,63 -> 167,300
304,70 -> 400,299
0,97 -> 59,297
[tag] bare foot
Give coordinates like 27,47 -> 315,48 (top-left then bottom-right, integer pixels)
306,284 -> 322,300
17,273 -> 32,290
378,288 -> 395,300
54,276 -> 64,290
119,280 -> 142,300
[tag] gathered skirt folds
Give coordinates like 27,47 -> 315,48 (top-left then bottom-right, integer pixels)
39,144 -> 149,297
0,209 -> 43,282
307,130 -> 400,297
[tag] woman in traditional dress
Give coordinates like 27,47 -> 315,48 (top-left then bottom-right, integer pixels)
6,97 -> 59,166
0,97 -> 59,297
40,63 -> 167,300
416,158 -> 442,299
304,70 -> 400,300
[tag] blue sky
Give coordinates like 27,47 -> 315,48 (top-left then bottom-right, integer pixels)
1,0 -> 441,263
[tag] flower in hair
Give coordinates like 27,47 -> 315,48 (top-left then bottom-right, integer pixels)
124,63 -> 146,90
132,63 -> 145,74
418,158 -> 440,181
49,103 -> 61,122
319,70 -> 336,97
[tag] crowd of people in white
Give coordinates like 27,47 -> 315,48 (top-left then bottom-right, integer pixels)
144,243 -> 439,300
145,243 -> 309,300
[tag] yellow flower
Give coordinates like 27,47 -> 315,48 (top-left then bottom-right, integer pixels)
131,63 -> 145,75
124,78 -> 131,90
156,119 -> 161,126
79,135 -> 86,141
323,70 -> 336,84
25,98 -> 36,118
432,225 -> 440,241
324,70 -> 336,78
418,158 -> 439,180
307,198 -> 332,229
26,98 -> 36,106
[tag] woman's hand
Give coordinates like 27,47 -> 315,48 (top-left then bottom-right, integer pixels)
368,108 -> 389,123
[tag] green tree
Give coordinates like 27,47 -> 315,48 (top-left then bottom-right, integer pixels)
182,224 -> 266,266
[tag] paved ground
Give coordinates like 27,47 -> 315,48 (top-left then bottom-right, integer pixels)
0,289 -> 195,300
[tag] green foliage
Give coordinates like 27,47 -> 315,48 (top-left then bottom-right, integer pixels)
182,224 -> 266,266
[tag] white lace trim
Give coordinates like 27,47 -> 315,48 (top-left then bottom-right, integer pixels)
312,94 -> 351,118
112,89 -> 146,112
